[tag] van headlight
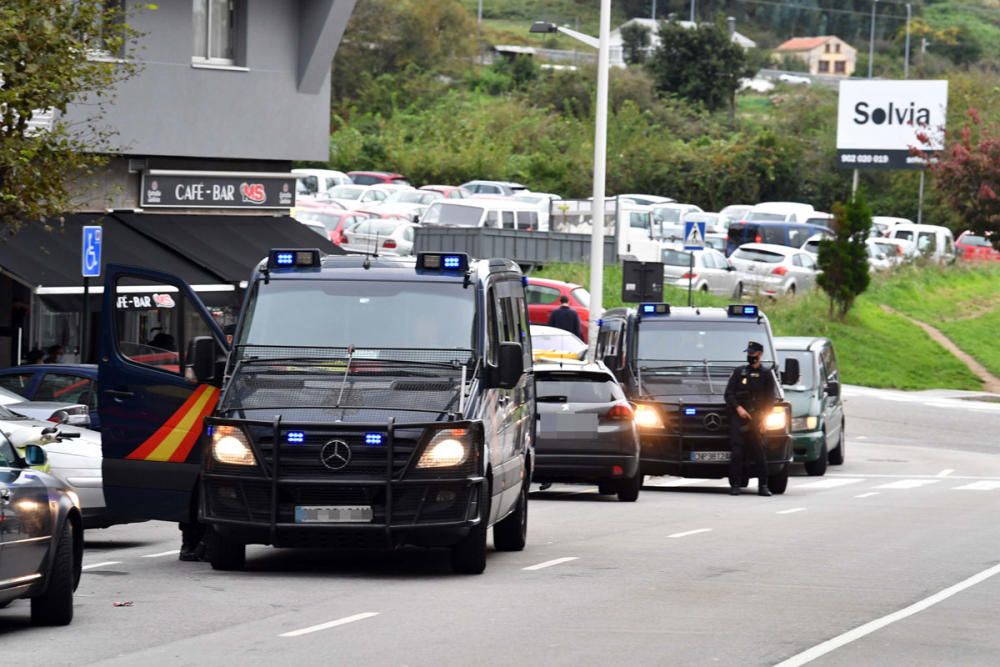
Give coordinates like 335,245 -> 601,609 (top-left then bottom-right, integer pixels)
634,404 -> 664,430
764,406 -> 790,431
791,415 -> 818,432
417,429 -> 472,469
211,426 -> 257,466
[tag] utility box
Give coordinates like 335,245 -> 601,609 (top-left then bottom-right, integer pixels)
622,259 -> 664,303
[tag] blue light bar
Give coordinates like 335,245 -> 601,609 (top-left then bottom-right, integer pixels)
417,252 -> 469,272
286,431 -> 305,444
639,303 -> 670,316
268,249 -> 321,270
684,407 -> 697,416
443,255 -> 462,269
365,432 -> 384,446
728,304 -> 759,318
276,252 -> 294,265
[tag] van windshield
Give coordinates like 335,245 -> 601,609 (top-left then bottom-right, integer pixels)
421,203 -> 483,226
748,212 -> 787,222
240,280 -> 475,351
637,321 -> 776,365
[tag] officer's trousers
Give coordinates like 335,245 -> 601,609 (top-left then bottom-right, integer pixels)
728,425 -> 769,488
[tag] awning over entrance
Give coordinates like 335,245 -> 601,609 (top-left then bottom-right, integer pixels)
114,212 -> 342,283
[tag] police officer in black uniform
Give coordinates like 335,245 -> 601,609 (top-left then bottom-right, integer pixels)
724,341 -> 779,496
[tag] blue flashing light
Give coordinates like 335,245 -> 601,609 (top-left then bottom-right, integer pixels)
206,425 -> 214,436
365,432 -> 384,446
268,248 -> 321,270
639,303 -> 670,317
684,407 -> 697,416
286,431 -> 305,444
275,252 -> 294,266
642,304 -> 655,314
728,304 -> 759,318
417,252 -> 469,272
443,255 -> 462,269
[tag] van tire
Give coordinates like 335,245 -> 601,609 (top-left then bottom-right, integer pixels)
617,474 -> 642,502
597,482 -> 617,495
207,528 -> 246,571
768,466 -> 789,495
31,521 -> 74,626
828,426 -> 845,465
452,484 -> 490,574
804,440 -> 828,476
494,480 -> 528,552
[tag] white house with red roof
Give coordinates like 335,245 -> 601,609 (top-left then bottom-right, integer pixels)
774,36 -> 857,77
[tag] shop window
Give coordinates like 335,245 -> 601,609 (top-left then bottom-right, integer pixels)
193,0 -> 244,66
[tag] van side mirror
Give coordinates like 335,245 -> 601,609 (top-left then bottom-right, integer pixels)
780,357 -> 800,386
24,444 -> 47,467
188,336 -> 219,384
497,342 -> 524,390
825,380 -> 841,397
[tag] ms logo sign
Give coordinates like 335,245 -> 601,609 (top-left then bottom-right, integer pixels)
835,80 -> 948,170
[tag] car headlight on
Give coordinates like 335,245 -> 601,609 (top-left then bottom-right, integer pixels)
791,416 -> 819,431
211,425 -> 257,466
417,428 -> 471,469
764,405 -> 790,431
634,404 -> 664,429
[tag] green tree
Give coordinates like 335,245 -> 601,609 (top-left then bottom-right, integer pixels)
647,20 -> 752,113
0,0 -> 143,230
817,193 -> 872,319
621,21 -> 652,65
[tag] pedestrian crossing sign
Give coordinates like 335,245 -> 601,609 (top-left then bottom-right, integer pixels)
683,221 -> 706,250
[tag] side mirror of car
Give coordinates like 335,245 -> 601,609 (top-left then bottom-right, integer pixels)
24,444 -> 47,467
726,263 -> 735,272
496,342 -> 525,390
780,357 -> 800,386
825,380 -> 841,398
187,336 -> 219,384
603,354 -> 620,371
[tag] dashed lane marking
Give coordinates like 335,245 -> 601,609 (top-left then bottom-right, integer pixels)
279,612 -> 380,638
831,473 -> 1000,481
141,550 -> 180,558
953,481 -> 1000,491
81,561 -> 122,571
796,478 -> 864,489
937,469 -> 955,477
777,508 -> 807,515
855,492 -> 880,499
668,529 -> 713,539
874,479 -> 940,490
522,557 -> 579,571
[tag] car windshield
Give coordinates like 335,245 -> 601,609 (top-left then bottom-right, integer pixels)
328,186 -> 365,200
388,190 -> 438,205
777,350 -> 816,389
638,321 -> 776,365
354,220 -> 403,236
733,248 -> 784,263
296,211 -> 340,231
662,249 -> 693,266
421,203 -> 483,226
748,211 -> 787,222
653,207 -> 682,224
240,279 -> 475,350
961,234 -> 991,247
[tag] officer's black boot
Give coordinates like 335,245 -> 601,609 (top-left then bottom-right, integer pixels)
758,484 -> 772,497
729,486 -> 740,496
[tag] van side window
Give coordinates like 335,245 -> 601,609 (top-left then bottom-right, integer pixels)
485,211 -> 498,228
761,226 -> 786,245
501,211 -> 515,229
787,227 -> 808,248
486,288 -> 499,365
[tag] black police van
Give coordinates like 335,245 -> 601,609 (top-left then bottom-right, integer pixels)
596,304 -> 799,493
98,251 -> 534,574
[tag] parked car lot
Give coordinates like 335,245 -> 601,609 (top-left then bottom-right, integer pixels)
726,219 -> 832,256
729,243 -> 820,297
661,244 -> 743,298
340,218 -> 419,256
956,231 -> 1000,261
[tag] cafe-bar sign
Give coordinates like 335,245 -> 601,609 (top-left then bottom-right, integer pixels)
140,170 -> 296,209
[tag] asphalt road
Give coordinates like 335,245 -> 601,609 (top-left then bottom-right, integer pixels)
4,386 -> 1000,666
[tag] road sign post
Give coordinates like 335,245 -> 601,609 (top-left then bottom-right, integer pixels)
683,221 -> 706,307
81,226 -> 103,363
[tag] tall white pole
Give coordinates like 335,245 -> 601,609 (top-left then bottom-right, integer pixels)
587,0 -> 611,358
690,0 -> 696,23
867,0 -> 877,78
904,3 -> 911,79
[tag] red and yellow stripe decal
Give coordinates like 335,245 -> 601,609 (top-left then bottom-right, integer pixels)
126,385 -> 220,463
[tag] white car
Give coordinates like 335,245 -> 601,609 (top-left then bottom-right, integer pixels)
682,211 -> 729,234
888,224 -> 957,264
801,231 -> 834,256
529,325 -> 587,362
0,386 -> 89,426
341,218 -> 419,256
729,243 -> 820,297
746,202 -> 815,224
875,236 -> 918,262
871,216 -> 913,237
1,411 -> 108,528
316,184 -> 395,210
866,238 -> 896,271
778,73 -> 812,86
618,194 -> 676,207
719,204 -> 753,225
372,189 -> 443,221
651,203 -> 704,241
292,168 -> 352,197
661,244 -> 743,298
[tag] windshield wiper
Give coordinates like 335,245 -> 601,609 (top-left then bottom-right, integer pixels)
335,345 -> 356,408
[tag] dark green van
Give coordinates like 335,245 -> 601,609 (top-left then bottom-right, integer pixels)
774,337 -> 846,476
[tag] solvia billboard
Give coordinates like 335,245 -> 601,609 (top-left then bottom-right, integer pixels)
836,80 -> 948,170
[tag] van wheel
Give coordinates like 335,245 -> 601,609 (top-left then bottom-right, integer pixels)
768,466 -> 789,495
804,440 -> 828,476
494,480 -> 528,552
828,425 -> 845,465
452,484 -> 490,574
617,474 -> 643,502
31,521 -> 75,626
597,482 -> 617,495
207,528 -> 245,571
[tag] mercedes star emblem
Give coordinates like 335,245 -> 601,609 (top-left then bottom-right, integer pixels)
320,440 -> 352,471
703,413 -> 723,431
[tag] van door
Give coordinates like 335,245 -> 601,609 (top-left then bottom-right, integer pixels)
98,266 -> 228,523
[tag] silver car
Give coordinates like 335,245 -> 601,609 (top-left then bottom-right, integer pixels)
0,387 -> 89,426
729,243 -> 819,297
532,361 -> 642,502
341,218 -> 419,256
661,244 -> 744,298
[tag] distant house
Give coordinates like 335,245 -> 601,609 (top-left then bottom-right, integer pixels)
609,18 -> 757,67
774,36 -> 857,77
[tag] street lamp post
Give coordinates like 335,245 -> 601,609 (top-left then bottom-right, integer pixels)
867,0 -> 878,79
530,0 -> 612,357
904,3 -> 911,79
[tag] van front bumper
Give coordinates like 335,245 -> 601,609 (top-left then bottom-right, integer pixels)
791,430 -> 825,463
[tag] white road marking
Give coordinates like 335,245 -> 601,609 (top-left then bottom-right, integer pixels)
777,507 -> 807,515
854,436 -> 869,440
953,481 -> 1000,491
279,612 -> 379,638
874,479 -> 940,490
81,561 -> 122,571
855,492 -> 880,499
774,562 -> 1000,667
668,528 -> 712,539
645,478 -> 710,487
522,557 -> 579,571
141,550 -> 180,558
796,478 -> 864,489
830,473 -> 1000,481
936,469 -> 955,477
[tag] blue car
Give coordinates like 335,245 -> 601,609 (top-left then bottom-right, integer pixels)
0,365 -> 99,429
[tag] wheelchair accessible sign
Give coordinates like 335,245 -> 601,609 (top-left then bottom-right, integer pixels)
82,226 -> 103,278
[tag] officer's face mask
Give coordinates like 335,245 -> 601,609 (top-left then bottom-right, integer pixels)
747,353 -> 761,364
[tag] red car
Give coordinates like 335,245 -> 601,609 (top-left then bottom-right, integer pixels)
526,278 -> 591,342
420,185 -> 472,199
956,231 -> 1000,261
348,171 -> 411,186
295,204 -> 372,246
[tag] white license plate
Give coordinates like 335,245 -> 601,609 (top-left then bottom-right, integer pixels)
294,505 -> 373,523
690,451 -> 730,462
541,414 -> 600,438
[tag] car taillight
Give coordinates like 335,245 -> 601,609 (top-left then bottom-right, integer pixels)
606,404 -> 634,421
342,234 -> 349,244
382,239 -> 397,249
772,265 -> 788,276
681,272 -> 697,279
755,234 -> 762,243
